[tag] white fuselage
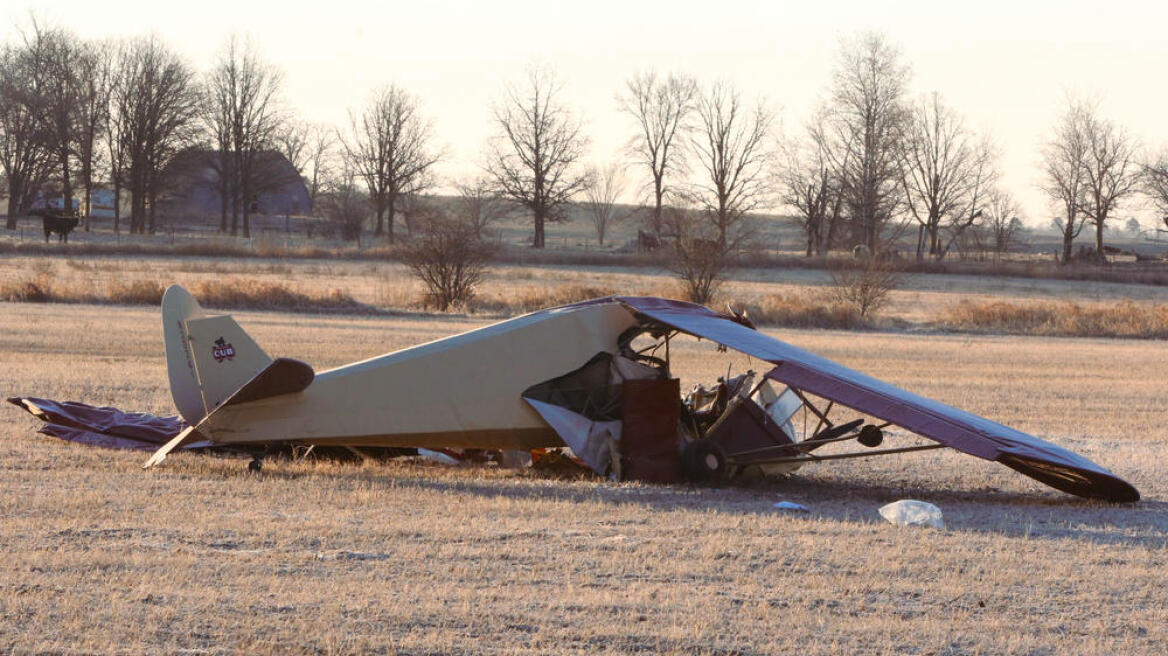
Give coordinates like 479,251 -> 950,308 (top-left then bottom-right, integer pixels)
200,303 -> 640,449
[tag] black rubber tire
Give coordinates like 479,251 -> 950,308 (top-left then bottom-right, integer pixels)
248,459 -> 263,473
685,439 -> 730,484
857,425 -> 884,448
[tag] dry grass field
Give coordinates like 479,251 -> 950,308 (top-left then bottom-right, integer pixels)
3,252 -> 1168,324
1,293 -> 1166,655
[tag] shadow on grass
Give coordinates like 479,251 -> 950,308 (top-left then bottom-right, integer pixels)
225,454 -> 1168,551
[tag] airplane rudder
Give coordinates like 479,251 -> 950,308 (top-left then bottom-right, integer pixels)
162,285 -> 208,425
162,285 -> 273,424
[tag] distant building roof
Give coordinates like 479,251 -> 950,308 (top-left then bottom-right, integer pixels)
159,149 -> 310,219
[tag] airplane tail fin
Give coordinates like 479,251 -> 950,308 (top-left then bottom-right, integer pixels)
162,284 -> 273,425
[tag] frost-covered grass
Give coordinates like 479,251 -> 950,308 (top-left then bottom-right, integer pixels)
0,302 -> 1164,654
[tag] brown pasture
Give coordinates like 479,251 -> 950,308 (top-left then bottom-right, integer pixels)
1,289 -> 1166,654
4,253 -> 1168,319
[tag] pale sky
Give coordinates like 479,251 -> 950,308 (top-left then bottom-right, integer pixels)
6,0 -> 1168,227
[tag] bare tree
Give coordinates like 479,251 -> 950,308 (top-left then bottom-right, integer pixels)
318,162 -> 368,242
27,22 -> 85,218
402,208 -> 495,311
454,176 -> 511,239
980,188 -> 1025,258
397,190 -> 436,237
779,113 -> 848,256
1143,149 -> 1168,229
342,84 -> 440,243
205,35 -> 284,237
1041,99 -> 1091,263
303,123 -> 335,215
1079,108 -> 1139,256
820,32 -> 911,252
901,93 -> 997,260
663,204 -> 731,305
8,23 -> 118,230
274,118 -> 309,218
271,120 -> 335,216
485,66 -> 590,249
104,40 -> 131,233
582,162 -> 626,246
0,39 -> 53,227
273,118 -> 315,229
74,40 -> 113,228
829,259 -> 901,319
109,36 -> 200,234
275,119 -> 309,178
0,20 -> 91,225
688,80 -> 774,248
618,71 -> 696,239
200,65 -> 234,232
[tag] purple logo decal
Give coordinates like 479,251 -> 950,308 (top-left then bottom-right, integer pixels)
212,337 -> 235,363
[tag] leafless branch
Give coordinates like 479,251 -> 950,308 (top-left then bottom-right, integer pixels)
581,162 -> 627,246
484,65 -> 590,248
454,176 -> 512,240
1078,108 -> 1139,256
779,110 -> 849,256
821,32 -> 911,252
1143,150 -> 1168,230
618,70 -> 696,238
687,80 -> 774,249
109,35 -> 200,234
341,84 -> 441,243
204,35 -> 285,237
901,93 -> 998,261
402,209 -> 495,311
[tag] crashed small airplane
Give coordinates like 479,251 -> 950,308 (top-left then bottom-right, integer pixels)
93,284 -> 1138,503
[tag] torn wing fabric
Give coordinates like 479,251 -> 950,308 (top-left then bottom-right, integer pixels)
6,397 -> 211,451
592,297 -> 1139,503
524,399 -> 620,474
520,353 -> 661,475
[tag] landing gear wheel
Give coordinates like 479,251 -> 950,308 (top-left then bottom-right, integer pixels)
248,458 -> 263,473
684,439 -> 729,484
857,425 -> 884,448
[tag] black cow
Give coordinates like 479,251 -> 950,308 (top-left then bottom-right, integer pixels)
41,214 -> 80,243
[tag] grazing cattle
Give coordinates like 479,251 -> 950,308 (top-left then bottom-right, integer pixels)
41,214 -> 80,243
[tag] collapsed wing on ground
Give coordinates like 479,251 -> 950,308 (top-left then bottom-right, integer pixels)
6,397 -> 208,451
600,297 -> 1139,503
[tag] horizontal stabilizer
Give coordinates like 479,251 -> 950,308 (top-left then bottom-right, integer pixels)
142,358 -> 313,468
223,357 -> 315,407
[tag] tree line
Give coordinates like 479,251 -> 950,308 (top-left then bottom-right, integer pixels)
2,21 -> 1166,262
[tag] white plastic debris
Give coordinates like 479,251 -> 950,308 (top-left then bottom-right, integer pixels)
772,501 -> 810,512
416,448 -> 461,466
878,500 -> 944,529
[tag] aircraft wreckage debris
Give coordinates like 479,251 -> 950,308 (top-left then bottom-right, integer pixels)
8,285 -> 1140,503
